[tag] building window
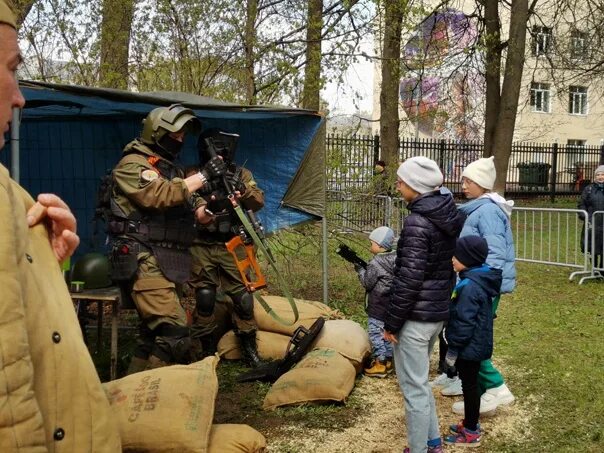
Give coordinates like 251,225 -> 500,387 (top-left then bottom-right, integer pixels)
532,26 -> 552,56
530,82 -> 551,113
570,30 -> 588,60
569,86 -> 588,115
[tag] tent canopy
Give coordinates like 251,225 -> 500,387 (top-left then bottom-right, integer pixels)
1,81 -> 325,256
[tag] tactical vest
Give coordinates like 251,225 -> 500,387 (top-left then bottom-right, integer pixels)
108,146 -> 195,284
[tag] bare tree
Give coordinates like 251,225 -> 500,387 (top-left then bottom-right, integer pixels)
301,0 -> 323,110
98,0 -> 136,89
379,0 -> 407,168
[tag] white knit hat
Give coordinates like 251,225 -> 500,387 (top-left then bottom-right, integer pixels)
462,156 -> 496,190
396,156 -> 443,194
369,226 -> 395,250
595,165 -> 604,176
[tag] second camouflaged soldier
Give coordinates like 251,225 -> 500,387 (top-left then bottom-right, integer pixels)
108,104 -> 226,372
189,128 -> 265,367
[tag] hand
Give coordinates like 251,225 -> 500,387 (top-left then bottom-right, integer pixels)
27,194 -> 80,264
445,350 -> 458,367
201,156 -> 227,180
444,350 -> 458,378
384,331 -> 398,344
195,206 -> 214,225
227,174 -> 246,195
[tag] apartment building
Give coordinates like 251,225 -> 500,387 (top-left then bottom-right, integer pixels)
371,1 -> 604,155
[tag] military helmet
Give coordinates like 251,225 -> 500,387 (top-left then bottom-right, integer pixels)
70,252 -> 112,289
140,104 -> 201,146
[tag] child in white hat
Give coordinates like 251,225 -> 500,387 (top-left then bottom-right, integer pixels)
578,165 -> 604,268
441,156 -> 516,415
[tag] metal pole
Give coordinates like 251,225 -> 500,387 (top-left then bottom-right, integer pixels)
10,107 -> 20,183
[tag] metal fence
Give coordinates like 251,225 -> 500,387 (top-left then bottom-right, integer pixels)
572,210 -> 604,284
327,134 -> 604,200
326,192 -> 599,282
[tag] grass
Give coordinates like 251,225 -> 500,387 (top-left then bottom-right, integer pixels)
88,198 -> 603,451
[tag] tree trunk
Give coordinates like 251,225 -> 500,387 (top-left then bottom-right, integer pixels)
491,0 -> 529,193
244,0 -> 258,105
99,0 -> 135,89
379,0 -> 405,169
482,0 -> 501,157
7,0 -> 35,27
301,0 -> 323,110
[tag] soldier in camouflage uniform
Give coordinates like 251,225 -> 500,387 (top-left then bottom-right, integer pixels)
108,105 -> 226,372
189,128 -> 265,367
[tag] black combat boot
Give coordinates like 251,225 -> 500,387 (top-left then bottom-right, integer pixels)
236,330 -> 264,368
190,324 -> 218,361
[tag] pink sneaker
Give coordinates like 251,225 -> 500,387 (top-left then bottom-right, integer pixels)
444,426 -> 481,447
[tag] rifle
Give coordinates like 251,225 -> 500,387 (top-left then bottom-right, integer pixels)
336,243 -> 367,269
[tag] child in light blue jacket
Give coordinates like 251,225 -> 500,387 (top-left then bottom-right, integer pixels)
444,156 -> 516,416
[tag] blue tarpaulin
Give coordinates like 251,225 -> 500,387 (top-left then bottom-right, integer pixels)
1,81 -> 325,257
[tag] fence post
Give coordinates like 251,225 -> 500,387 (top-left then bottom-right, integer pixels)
373,134 -> 380,163
599,141 -> 604,165
550,142 -> 558,203
438,139 -> 446,170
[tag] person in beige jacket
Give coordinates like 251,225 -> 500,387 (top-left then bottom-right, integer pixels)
0,2 -> 121,451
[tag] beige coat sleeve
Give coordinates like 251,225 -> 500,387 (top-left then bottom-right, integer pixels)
113,155 -> 192,210
239,168 -> 264,212
0,167 -> 47,452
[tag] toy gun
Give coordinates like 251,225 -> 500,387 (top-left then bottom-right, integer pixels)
336,243 -> 367,269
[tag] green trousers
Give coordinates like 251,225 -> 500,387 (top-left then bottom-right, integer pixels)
479,295 -> 505,393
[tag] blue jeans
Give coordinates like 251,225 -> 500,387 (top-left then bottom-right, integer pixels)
368,317 -> 393,362
393,320 -> 444,453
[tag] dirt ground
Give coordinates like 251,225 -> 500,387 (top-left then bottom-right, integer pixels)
214,358 -> 536,453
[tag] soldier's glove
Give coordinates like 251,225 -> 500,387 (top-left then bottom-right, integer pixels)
201,156 -> 227,180
197,180 -> 219,196
444,350 -> 458,378
227,174 -> 246,195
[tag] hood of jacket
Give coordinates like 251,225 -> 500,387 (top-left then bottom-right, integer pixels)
460,193 -> 514,218
408,190 -> 466,237
459,265 -> 502,299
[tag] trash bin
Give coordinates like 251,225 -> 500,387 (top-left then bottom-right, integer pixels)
517,162 -> 551,190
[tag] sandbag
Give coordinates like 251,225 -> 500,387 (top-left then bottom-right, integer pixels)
208,424 -> 267,453
254,295 -> 343,336
263,348 -> 356,410
312,319 -> 371,372
103,357 -> 219,452
217,330 -> 291,361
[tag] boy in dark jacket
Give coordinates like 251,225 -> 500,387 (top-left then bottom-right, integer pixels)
384,156 -> 465,453
444,235 -> 502,447
356,226 -> 397,378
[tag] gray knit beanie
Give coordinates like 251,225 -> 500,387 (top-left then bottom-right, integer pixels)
369,226 -> 395,250
396,156 -> 443,194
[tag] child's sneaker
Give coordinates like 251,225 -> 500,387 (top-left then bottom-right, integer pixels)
444,427 -> 481,447
450,420 -> 480,434
385,358 -> 394,374
363,359 -> 387,378
430,372 -> 453,387
441,376 -> 463,396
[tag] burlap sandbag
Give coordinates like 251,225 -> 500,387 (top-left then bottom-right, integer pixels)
311,319 -> 371,372
217,330 -> 291,361
263,348 -> 356,410
208,424 -> 267,453
254,295 -> 343,336
103,356 -> 219,452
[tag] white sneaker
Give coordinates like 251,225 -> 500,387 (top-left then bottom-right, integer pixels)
452,392 -> 499,415
451,384 -> 514,415
485,383 -> 515,406
430,373 -> 453,387
440,377 -> 463,396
